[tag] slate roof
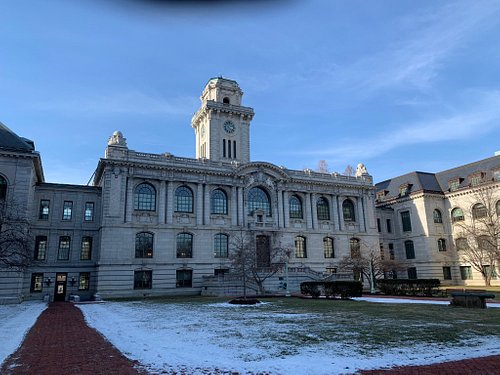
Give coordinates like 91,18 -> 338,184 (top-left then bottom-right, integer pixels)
0,121 -> 35,152
376,154 -> 500,199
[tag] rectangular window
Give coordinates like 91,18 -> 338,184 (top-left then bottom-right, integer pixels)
449,180 -> 460,192
80,237 -> 92,260
223,139 -> 226,158
470,175 -> 482,187
78,272 -> 90,290
176,269 -> 193,288
134,270 -> 152,289
295,237 -> 307,258
62,201 -> 73,220
460,266 -> 473,280
326,267 -> 337,274
377,218 -> 381,232
39,200 -> 50,220
483,265 -> 498,280
494,170 -> 500,181
386,219 -> 392,233
30,273 -> 43,292
388,243 -> 394,260
442,267 -> 452,280
379,243 -> 385,260
400,211 -> 412,232
405,241 -> 415,259
84,202 -> 94,221
34,236 -> 48,260
214,268 -> 229,277
57,236 -> 71,260
407,267 -> 417,279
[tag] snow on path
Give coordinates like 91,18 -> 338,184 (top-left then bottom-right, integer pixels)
353,296 -> 500,308
0,302 -> 47,366
79,301 -> 500,375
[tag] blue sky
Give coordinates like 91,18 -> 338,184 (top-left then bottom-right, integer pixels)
1,0 -> 500,185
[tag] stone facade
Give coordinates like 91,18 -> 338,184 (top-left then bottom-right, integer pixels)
375,157 -> 500,286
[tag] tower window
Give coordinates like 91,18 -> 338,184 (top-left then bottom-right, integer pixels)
228,140 -> 232,158
233,141 -> 236,159
223,97 -> 230,104
223,139 -> 226,158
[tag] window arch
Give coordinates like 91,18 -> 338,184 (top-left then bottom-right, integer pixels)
214,233 -> 229,258
472,203 -> 487,219
342,199 -> 356,222
0,175 -> 7,200
247,187 -> 271,216
433,209 -> 443,224
211,189 -> 228,215
175,186 -> 194,213
497,200 -> 500,216
135,232 -> 153,258
350,238 -> 360,258
134,183 -> 156,211
438,238 -> 447,252
451,207 -> 464,223
289,195 -> 303,219
317,197 -> 330,221
176,232 -> 193,258
323,237 -> 334,258
295,236 -> 307,258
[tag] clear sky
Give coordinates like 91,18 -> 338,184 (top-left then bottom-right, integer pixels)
1,0 -> 500,185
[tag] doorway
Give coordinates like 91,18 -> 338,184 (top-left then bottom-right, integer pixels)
256,235 -> 270,268
54,273 -> 67,302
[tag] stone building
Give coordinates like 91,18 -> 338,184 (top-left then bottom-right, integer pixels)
375,155 -> 500,286
0,78 -> 379,302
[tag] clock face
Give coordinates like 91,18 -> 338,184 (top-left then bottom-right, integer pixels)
223,121 -> 236,134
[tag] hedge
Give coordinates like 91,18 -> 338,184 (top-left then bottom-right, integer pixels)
300,281 -> 363,299
377,279 -> 440,297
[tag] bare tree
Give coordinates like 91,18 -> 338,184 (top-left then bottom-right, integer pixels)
338,241 -> 405,293
343,165 -> 354,177
229,230 -> 291,297
0,198 -> 33,270
454,188 -> 500,286
317,160 -> 329,173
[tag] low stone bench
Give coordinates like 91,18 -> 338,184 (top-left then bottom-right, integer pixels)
450,292 -> 496,308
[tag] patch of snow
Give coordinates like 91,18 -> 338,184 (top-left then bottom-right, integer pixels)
0,302 -> 46,366
78,301 -> 500,374
353,296 -> 500,308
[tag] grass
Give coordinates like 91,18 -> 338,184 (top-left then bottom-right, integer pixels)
111,295 -> 500,353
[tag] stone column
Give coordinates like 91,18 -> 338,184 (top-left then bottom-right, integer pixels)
158,180 -> 166,224
305,193 -> 312,229
357,196 -> 365,232
204,184 -> 211,225
283,191 -> 290,228
330,194 -> 338,230
231,186 -> 238,226
311,193 -> 318,229
277,189 -> 284,228
337,196 -> 345,231
126,178 -> 134,223
197,183 -> 203,225
238,187 -> 244,226
166,181 -> 173,224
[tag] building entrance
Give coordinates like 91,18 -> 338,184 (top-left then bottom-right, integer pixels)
54,273 -> 67,302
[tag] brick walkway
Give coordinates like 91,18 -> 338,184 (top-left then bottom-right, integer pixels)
1,302 -> 499,374
0,302 -> 145,375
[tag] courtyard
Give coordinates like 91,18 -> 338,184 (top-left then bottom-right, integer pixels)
2,297 -> 499,374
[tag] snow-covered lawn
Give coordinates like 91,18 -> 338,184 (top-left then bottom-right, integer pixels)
79,298 -> 500,374
353,296 -> 500,307
0,302 -> 46,366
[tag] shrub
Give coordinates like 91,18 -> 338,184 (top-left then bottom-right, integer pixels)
301,281 -> 362,299
378,279 -> 440,297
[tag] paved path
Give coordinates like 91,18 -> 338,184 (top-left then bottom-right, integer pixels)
1,302 -> 499,374
0,302 -> 145,375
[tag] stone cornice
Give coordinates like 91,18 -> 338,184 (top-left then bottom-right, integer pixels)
191,100 -> 254,125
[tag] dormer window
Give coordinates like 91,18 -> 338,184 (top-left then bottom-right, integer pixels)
399,184 -> 411,197
223,97 -> 230,104
448,178 -> 460,192
376,190 -> 388,201
494,170 -> 500,181
469,172 -> 483,187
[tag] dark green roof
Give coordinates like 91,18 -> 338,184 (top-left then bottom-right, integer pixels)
0,122 -> 35,152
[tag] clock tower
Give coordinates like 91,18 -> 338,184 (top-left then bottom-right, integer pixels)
191,77 -> 254,164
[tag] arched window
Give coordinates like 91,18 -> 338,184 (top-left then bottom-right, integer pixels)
317,197 -> 330,221
433,209 -> 443,223
350,238 -> 360,258
214,233 -> 229,258
135,232 -> 153,258
472,203 -> 487,219
497,201 -> 500,216
0,175 -> 7,200
211,189 -> 228,215
289,195 -> 303,219
323,237 -> 334,258
455,238 -> 468,251
295,236 -> 307,258
342,199 -> 356,222
247,187 -> 271,216
451,207 -> 464,223
438,238 -> 447,252
177,233 -> 193,258
134,183 -> 156,211
175,186 -> 194,213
